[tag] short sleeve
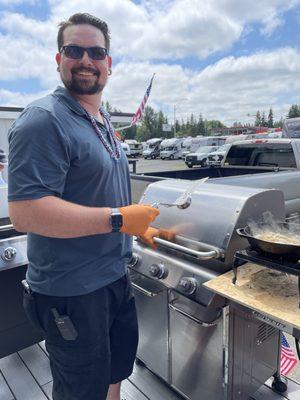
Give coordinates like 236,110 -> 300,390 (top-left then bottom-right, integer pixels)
8,106 -> 71,201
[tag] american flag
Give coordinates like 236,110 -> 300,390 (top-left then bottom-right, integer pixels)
281,333 -> 298,376
131,74 -> 155,126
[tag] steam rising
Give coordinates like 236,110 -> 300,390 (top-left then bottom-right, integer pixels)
247,212 -> 300,245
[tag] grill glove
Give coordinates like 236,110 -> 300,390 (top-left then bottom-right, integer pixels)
139,227 -> 176,249
119,205 -> 160,236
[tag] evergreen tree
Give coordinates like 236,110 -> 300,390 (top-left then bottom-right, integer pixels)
185,116 -> 191,137
104,101 -> 113,112
121,125 -> 136,140
190,114 -> 197,137
261,111 -> 267,127
174,120 -> 180,137
197,114 -> 205,135
267,108 -> 274,128
288,104 -> 300,118
156,110 -> 165,137
255,111 -> 261,126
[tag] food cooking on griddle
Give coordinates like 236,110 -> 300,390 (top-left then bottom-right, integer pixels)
255,230 -> 300,245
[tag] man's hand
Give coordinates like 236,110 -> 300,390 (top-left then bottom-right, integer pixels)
138,227 -> 176,249
0,165 -> 4,172
119,204 -> 160,236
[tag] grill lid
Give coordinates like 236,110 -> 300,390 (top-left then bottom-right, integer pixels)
140,179 -> 286,272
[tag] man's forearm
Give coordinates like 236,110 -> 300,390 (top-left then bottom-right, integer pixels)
9,196 -> 112,238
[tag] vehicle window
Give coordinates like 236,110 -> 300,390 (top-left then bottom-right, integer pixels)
196,146 -> 213,153
226,144 -> 296,167
164,146 -> 175,151
288,132 -> 300,138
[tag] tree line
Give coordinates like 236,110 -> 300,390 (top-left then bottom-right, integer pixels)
253,104 -> 300,129
106,100 -> 300,142
112,105 -> 225,142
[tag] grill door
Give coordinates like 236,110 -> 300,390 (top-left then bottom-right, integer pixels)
169,292 -> 224,400
130,272 -> 169,382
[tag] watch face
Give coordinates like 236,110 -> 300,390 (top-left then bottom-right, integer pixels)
111,212 -> 123,231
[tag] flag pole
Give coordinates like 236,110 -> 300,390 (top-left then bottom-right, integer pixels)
116,73 -> 155,131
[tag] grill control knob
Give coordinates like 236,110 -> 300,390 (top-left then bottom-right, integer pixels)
127,254 -> 140,268
179,278 -> 198,294
149,263 -> 168,279
1,247 -> 17,262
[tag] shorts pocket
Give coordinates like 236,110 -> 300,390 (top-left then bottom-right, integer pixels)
23,290 -> 45,335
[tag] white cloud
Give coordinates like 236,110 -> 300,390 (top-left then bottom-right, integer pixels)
103,47 -> 300,124
0,88 -> 51,106
47,0 -> 299,59
0,0 -> 299,63
1,47 -> 299,124
0,0 -> 299,125
0,33 -> 59,88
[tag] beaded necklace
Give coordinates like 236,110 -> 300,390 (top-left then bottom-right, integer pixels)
85,107 -> 121,161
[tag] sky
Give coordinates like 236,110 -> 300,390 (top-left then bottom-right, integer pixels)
0,0 -> 300,126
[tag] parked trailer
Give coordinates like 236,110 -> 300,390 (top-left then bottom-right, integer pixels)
182,136 -> 226,157
120,142 -> 130,156
143,138 -> 163,159
160,138 -> 185,160
181,136 -> 204,158
125,139 -> 143,157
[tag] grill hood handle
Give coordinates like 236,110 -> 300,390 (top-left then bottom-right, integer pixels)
153,236 -> 224,260
0,224 -> 14,232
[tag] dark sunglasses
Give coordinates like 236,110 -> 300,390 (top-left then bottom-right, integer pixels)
60,45 -> 108,60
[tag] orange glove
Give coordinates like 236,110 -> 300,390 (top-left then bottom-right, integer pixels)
119,204 -> 160,236
139,227 -> 176,249
159,228 -> 176,242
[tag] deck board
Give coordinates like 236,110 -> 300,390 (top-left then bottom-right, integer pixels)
38,341 -> 48,356
41,381 -> 52,399
129,363 -> 184,400
0,371 -> 15,400
0,342 -> 297,400
121,379 -> 149,400
18,345 -> 52,386
0,353 -> 48,400
251,385 -> 285,399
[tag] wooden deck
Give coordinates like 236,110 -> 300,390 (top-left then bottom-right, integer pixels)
0,342 -> 183,400
0,342 -> 298,400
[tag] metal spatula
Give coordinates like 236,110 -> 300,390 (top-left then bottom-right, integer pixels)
152,177 -> 209,209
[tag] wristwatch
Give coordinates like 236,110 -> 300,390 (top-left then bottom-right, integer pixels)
110,208 -> 123,232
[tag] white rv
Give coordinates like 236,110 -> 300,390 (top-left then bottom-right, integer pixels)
182,136 -> 204,158
160,138 -> 185,160
143,138 -> 163,159
125,139 -> 143,157
120,142 -> 130,156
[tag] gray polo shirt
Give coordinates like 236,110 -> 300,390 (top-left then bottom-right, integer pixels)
8,86 -> 132,296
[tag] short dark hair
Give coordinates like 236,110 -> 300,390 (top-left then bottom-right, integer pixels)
57,13 -> 110,52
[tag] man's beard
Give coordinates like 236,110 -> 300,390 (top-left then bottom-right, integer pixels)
62,67 -> 104,95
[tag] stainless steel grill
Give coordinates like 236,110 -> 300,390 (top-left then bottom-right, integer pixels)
129,179 -> 287,400
0,188 -> 44,358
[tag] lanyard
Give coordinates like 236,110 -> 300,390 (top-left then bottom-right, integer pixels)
85,108 -> 121,161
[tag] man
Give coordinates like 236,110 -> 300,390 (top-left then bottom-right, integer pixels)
8,13 -> 162,400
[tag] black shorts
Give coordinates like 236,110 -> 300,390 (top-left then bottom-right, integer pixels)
25,273 -> 138,400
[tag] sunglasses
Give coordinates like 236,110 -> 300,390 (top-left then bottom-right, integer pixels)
60,45 -> 108,61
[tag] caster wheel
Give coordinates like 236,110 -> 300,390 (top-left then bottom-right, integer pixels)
272,379 -> 287,393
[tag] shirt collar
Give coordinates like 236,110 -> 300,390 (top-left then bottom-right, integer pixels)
52,86 -> 88,116
52,86 -> 112,122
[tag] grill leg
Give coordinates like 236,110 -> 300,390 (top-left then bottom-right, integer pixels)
272,331 -> 288,393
